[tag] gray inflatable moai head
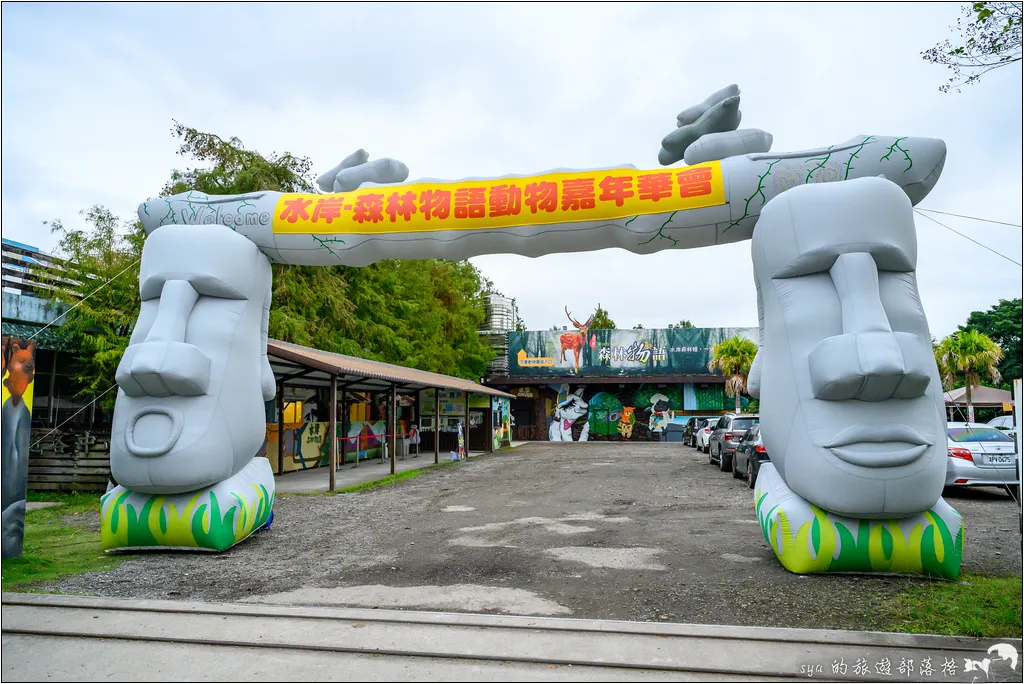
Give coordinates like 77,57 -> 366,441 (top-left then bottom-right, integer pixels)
109,224 -> 275,494
748,176 -> 947,519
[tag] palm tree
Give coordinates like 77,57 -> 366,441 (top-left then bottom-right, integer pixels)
708,336 -> 759,413
936,329 -> 1003,423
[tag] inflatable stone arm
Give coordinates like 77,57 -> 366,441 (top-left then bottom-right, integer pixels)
137,85 -> 946,268
314,148 -> 410,193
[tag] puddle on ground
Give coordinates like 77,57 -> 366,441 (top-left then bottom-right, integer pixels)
545,546 -> 667,570
242,584 -> 572,615
442,505 -> 476,512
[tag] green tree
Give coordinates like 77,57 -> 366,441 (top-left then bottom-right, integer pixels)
47,207 -> 146,407
49,123 -> 497,402
668,320 -> 694,329
923,2 -> 1022,92
162,120 -> 315,195
960,298 -> 1022,388
632,324 -> 644,330
936,329 -> 1004,422
589,303 -> 616,330
708,335 -> 759,413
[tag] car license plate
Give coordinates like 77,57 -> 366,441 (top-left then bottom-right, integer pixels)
988,455 -> 1013,465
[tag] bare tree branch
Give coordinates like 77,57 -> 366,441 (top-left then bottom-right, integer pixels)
923,2 -> 1023,93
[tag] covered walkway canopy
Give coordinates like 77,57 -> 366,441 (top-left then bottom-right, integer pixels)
943,385 -> 1014,408
267,339 -> 513,490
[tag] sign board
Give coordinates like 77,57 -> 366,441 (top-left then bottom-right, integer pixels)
273,162 -> 726,236
507,327 -> 759,377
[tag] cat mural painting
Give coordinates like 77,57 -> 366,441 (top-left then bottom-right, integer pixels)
2,336 -> 36,558
104,84 -> 963,578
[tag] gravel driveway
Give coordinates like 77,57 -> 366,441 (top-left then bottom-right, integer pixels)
51,442 -> 1022,630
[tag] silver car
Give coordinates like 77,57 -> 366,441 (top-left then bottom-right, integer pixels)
709,413 -> 759,471
945,422 -> 1020,499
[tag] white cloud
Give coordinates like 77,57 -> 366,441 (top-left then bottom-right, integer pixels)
1,2 -> 1020,338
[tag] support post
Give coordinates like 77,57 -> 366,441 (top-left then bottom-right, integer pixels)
390,384 -> 397,475
276,378 -> 285,476
329,374 -> 338,492
464,391 -> 470,460
413,389 -> 420,458
340,386 -> 348,469
378,393 -> 386,465
434,388 -> 440,464
48,351 -> 58,427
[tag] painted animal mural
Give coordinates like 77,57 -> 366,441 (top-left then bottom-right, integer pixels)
560,308 -> 593,373
2,336 -> 36,558
647,392 -> 674,433
617,407 -> 637,438
548,388 -> 590,441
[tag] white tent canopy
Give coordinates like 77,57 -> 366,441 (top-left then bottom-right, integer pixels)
943,385 -> 1014,407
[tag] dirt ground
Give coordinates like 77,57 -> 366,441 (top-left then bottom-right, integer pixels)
51,443 -> 1022,630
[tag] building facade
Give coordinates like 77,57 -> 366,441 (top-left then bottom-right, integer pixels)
484,326 -> 759,442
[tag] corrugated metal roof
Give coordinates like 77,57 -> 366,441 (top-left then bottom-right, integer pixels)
1,321 -> 74,351
268,339 -> 514,398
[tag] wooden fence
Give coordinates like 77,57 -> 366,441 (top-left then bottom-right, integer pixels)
28,428 -> 111,492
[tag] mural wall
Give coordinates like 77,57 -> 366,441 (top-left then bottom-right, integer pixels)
535,382 -> 748,442
2,336 -> 36,558
417,389 -> 491,414
509,327 -> 758,377
492,396 -> 512,450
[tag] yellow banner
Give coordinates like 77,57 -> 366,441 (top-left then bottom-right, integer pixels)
273,161 -> 725,235
516,349 -> 555,368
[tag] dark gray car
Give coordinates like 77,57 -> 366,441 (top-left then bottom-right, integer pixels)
733,425 -> 769,488
709,413 -> 759,472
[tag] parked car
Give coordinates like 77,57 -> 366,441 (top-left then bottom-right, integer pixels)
733,425 -> 769,488
696,417 -> 721,453
945,422 -> 1020,499
709,413 -> 760,471
987,414 -> 1018,444
683,416 -> 716,448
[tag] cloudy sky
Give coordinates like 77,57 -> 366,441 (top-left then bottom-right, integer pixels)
2,2 -> 1021,337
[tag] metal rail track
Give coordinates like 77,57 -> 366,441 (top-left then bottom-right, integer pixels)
3,593 -> 1020,682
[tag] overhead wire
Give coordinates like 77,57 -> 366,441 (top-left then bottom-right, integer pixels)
916,207 -> 1023,228
913,209 -> 1022,268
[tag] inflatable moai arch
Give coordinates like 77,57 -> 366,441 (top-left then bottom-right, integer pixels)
98,85 -> 961,578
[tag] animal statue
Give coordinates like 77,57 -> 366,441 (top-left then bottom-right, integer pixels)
549,388 -> 590,442
559,308 -> 593,373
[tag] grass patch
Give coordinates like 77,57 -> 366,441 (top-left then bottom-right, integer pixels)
880,573 -> 1023,639
336,457 -> 474,494
3,491 -> 122,592
337,468 -> 431,493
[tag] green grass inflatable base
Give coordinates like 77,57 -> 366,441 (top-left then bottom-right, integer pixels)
101,457 -> 275,553
755,463 -> 964,580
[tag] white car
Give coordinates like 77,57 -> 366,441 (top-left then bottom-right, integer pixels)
696,417 -> 721,453
987,414 -> 1018,442
945,422 -> 1019,499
